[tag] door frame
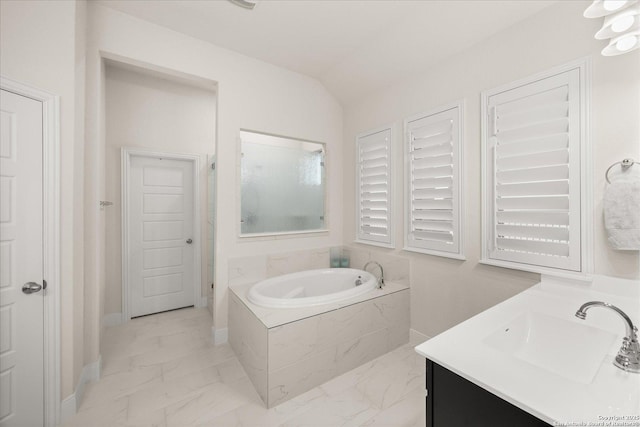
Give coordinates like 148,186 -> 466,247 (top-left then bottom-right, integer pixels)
121,148 -> 202,321
1,76 -> 61,427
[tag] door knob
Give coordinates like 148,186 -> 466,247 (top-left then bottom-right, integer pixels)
22,282 -> 42,294
186,238 -> 193,244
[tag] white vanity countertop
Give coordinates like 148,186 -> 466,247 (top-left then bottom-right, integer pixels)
231,280 -> 409,329
415,275 -> 640,425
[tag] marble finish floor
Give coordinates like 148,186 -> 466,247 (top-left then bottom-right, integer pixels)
63,307 -> 425,427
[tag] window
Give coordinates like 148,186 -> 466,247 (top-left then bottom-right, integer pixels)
356,127 -> 393,247
239,130 -> 326,236
404,101 -> 464,259
481,60 -> 591,275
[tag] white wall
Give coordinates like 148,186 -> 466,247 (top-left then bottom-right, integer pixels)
103,64 -> 216,316
85,3 -> 344,343
74,0 -> 87,397
343,1 -> 640,338
0,0 -> 86,400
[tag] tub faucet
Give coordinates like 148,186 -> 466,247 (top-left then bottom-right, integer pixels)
363,261 -> 384,288
575,301 -> 640,374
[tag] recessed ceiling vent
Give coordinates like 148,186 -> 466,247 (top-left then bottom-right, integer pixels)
229,0 -> 258,10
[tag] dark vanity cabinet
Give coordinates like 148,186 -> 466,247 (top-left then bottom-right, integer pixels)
425,360 -> 551,427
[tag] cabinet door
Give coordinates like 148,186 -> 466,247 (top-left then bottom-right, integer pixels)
426,360 -> 550,427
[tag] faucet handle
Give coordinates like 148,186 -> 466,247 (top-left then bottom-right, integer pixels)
616,337 -> 640,372
575,300 -> 640,374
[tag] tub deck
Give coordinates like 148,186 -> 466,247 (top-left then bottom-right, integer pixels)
231,280 -> 409,328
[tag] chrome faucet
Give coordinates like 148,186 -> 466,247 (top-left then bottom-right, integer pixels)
575,301 -> 640,374
363,261 -> 384,288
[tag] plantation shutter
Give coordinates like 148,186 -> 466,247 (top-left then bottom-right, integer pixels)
484,67 -> 582,272
405,103 -> 463,258
356,127 -> 393,247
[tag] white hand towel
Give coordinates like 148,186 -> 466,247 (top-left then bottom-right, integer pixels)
604,179 -> 640,250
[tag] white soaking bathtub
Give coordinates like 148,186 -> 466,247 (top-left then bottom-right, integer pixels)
230,272 -> 410,407
247,268 -> 377,308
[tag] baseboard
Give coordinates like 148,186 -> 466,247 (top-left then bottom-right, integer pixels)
60,394 -> 76,425
59,355 -> 102,424
213,327 -> 228,345
410,329 -> 430,346
103,312 -> 123,327
76,355 -> 101,409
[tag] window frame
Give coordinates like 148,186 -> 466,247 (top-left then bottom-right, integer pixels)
480,58 -> 593,278
403,100 -> 465,260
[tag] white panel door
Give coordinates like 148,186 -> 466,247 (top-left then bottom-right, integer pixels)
0,90 -> 44,426
129,156 -> 195,317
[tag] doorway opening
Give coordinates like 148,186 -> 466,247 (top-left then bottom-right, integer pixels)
103,59 -> 217,322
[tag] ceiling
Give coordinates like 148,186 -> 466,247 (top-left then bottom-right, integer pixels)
95,0 -> 558,105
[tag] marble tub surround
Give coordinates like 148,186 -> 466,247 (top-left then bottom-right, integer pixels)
232,280 -> 409,329
415,275 -> 640,425
229,291 -> 268,403
267,248 -> 330,278
227,246 -> 408,290
228,248 -> 330,287
229,281 -> 410,407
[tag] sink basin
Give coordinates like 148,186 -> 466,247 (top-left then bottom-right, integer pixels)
483,311 -> 618,384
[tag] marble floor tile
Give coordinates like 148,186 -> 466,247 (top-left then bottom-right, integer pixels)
161,343 -> 235,381
130,335 -> 212,368
124,407 -> 167,427
101,334 -> 162,361
355,349 -> 424,410
127,365 -> 222,421
280,387 -> 380,427
164,377 -> 261,427
80,365 -> 164,410
101,354 -> 135,377
63,396 -> 129,427
360,386 -> 425,427
217,357 -> 250,384
203,386 -> 328,427
63,307 -> 424,427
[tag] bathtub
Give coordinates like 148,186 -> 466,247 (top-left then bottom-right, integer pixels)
247,268 -> 377,308
230,269 -> 410,407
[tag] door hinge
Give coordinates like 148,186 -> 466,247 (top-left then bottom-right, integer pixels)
43,279 -> 48,290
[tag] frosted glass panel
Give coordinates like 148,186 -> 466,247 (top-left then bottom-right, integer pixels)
240,131 -> 325,235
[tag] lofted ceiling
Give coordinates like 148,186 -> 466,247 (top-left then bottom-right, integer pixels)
95,0 -> 559,105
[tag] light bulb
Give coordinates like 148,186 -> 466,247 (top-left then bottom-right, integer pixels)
616,34 -> 638,50
604,0 -> 629,11
611,14 -> 636,31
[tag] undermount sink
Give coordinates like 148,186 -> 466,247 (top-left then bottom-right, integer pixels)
483,311 -> 618,384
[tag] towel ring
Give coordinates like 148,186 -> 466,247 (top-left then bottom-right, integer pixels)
605,158 -> 638,184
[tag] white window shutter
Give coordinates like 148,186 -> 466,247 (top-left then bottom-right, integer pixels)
482,65 -> 585,273
356,127 -> 393,247
405,102 -> 463,258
